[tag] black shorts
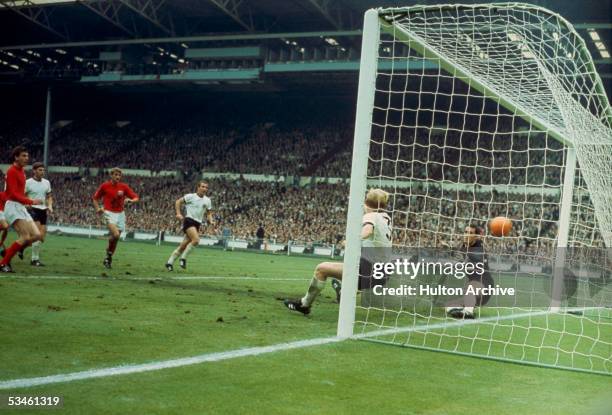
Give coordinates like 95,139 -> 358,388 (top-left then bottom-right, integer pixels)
358,257 -> 388,290
29,208 -> 48,225
468,271 -> 495,306
182,217 -> 201,233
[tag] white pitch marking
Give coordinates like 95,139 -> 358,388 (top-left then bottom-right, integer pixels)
0,337 -> 343,390
0,275 -> 308,282
0,308 -> 574,390
172,276 -> 307,282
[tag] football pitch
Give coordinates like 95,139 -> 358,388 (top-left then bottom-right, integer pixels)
1,234 -> 610,414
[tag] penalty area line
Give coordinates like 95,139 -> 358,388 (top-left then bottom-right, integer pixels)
0,307 -> 580,390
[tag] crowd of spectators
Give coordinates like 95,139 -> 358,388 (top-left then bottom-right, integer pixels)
1,119 -> 352,177
1,120 -> 238,174
2,113 -> 601,254
3,169 -> 599,258
2,118 -> 566,187
329,122 -> 566,186
208,126 -> 351,176
14,173 -> 347,245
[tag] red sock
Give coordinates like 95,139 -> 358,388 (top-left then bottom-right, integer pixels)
0,241 -> 24,266
107,239 -> 118,255
19,240 -> 31,254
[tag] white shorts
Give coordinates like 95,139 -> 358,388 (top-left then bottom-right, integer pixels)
4,200 -> 33,226
103,211 -> 126,232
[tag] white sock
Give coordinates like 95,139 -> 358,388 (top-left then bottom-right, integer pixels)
180,244 -> 195,260
31,241 -> 41,261
464,306 -> 475,314
301,277 -> 326,307
167,248 -> 181,264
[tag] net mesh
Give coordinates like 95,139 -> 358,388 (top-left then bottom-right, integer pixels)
353,4 -> 612,374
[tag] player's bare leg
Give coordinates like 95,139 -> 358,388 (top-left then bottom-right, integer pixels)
30,222 -> 46,266
178,227 -> 200,269
0,219 -> 40,272
313,262 -> 345,303
103,223 -> 121,269
285,261 -> 343,315
166,235 -> 192,271
17,221 -> 45,261
0,220 -> 8,257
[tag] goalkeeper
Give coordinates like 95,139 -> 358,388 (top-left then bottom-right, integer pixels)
445,224 -> 495,319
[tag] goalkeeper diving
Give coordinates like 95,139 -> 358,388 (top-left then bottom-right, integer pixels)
284,188 -> 391,315
444,224 -> 495,319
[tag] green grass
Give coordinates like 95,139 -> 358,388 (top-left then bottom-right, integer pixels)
356,307 -> 611,373
1,234 -> 610,414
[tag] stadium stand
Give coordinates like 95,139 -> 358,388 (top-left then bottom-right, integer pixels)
0,168 -> 562,256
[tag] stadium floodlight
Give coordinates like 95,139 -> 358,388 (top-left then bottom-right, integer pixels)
339,4 -> 612,375
588,30 -> 601,42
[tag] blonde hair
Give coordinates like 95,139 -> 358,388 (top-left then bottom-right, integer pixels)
110,167 -> 122,175
365,188 -> 389,210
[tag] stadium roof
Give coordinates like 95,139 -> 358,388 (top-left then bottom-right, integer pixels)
0,0 -> 609,95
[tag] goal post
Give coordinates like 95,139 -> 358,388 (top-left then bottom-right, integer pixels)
337,8 -> 380,339
339,3 -> 612,374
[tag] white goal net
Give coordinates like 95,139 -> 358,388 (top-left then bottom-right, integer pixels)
339,3 -> 612,375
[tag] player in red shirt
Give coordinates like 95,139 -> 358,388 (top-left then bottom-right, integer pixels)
92,167 -> 139,269
0,191 -> 9,256
1,146 -> 43,273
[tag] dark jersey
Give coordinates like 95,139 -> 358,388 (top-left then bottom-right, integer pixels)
465,240 -> 488,274
463,239 -> 494,306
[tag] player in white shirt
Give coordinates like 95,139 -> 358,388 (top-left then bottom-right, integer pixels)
165,181 -> 214,271
284,188 -> 392,315
23,162 -> 53,266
